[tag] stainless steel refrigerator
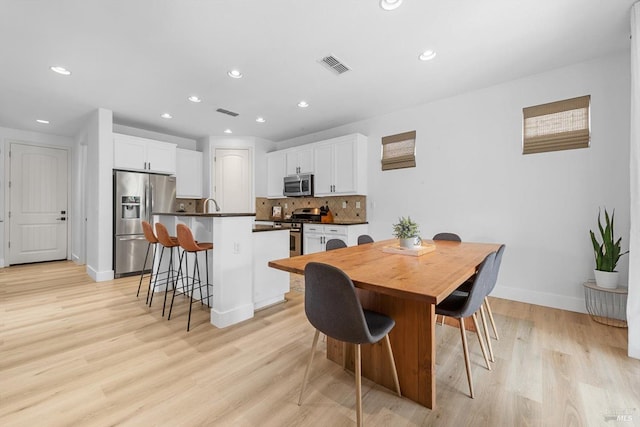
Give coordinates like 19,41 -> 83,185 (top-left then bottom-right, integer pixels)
113,170 -> 176,278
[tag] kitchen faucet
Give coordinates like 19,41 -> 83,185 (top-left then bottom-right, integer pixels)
203,197 -> 220,213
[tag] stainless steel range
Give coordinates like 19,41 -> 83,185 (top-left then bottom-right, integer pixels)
277,207 -> 321,256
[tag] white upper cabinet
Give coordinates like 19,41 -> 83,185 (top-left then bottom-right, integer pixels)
113,133 -> 177,174
176,149 -> 203,198
313,134 -> 367,196
266,150 -> 286,198
285,147 -> 314,175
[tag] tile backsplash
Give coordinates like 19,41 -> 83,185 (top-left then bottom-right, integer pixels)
256,195 -> 367,222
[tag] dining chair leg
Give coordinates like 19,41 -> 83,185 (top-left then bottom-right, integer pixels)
479,305 -> 494,362
383,334 -> 401,397
471,313 -> 491,371
298,329 -> 320,406
355,343 -> 363,427
458,317 -> 474,398
485,297 -> 500,340
342,341 -> 347,370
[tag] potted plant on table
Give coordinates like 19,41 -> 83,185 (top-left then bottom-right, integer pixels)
392,216 -> 422,248
589,208 -> 629,289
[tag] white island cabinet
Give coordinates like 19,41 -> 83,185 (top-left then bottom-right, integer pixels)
152,213 -> 291,328
153,213 -> 256,328
252,227 -> 289,310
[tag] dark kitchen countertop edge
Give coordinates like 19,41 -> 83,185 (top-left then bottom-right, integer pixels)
255,218 -> 368,225
154,212 -> 256,218
253,225 -> 291,233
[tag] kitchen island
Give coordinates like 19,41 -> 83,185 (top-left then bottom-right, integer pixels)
153,212 -> 288,328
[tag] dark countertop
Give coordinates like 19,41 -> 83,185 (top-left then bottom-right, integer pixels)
252,225 -> 291,233
154,212 -> 256,217
255,218 -> 368,226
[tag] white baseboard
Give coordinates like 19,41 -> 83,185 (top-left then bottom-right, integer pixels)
0,257 -> 4,268
86,265 -> 115,282
254,295 -> 286,311
210,303 -> 254,328
492,285 -> 586,314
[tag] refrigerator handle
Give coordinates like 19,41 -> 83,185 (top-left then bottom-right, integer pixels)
148,182 -> 153,217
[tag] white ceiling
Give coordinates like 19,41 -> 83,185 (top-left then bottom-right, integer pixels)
0,0 -> 635,142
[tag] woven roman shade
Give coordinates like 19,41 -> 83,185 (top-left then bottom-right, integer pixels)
381,130 -> 416,170
522,95 -> 590,154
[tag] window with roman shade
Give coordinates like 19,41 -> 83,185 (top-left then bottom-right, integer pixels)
522,95 -> 590,155
381,130 -> 416,170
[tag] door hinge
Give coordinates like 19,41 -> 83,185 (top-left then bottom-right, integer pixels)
8,241 -> 10,248
8,211 -> 10,218
8,181 -> 10,188
8,150 -> 11,158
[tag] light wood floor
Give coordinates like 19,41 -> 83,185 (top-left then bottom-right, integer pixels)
1,261 -> 638,426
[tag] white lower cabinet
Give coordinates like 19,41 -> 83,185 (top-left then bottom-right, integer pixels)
302,223 -> 368,255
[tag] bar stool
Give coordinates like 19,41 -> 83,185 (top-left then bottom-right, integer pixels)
152,222 -> 181,317
168,224 -> 214,331
138,221 -> 159,303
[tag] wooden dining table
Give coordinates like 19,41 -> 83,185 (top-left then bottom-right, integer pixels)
268,238 -> 501,409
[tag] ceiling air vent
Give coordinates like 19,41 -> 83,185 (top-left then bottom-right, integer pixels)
216,108 -> 239,117
319,55 -> 351,75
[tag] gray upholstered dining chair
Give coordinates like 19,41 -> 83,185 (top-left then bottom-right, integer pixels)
432,232 -> 462,242
357,234 -> 374,245
435,251 -> 495,398
325,238 -> 347,251
433,232 -> 462,325
299,262 -> 401,427
456,244 -> 506,362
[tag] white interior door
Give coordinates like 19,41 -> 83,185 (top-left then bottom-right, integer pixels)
9,143 -> 68,264
215,149 -> 251,212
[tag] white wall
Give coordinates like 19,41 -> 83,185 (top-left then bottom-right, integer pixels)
0,126 -> 75,267
83,108 -> 114,281
277,51 -> 631,314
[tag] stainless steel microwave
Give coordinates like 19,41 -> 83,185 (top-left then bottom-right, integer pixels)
283,173 -> 314,197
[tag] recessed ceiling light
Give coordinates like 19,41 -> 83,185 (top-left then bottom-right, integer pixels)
50,66 -> 71,75
227,69 -> 243,79
188,95 -> 202,103
380,0 -> 403,11
161,113 -> 173,119
297,101 -> 309,108
256,117 -> 266,123
419,50 -> 437,61
224,129 -> 232,134
36,119 -> 50,124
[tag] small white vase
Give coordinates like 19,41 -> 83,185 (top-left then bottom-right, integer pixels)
594,270 -> 619,289
399,237 -> 421,248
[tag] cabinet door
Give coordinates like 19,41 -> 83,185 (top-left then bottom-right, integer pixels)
285,151 -> 299,176
267,151 -> 286,198
176,149 -> 203,198
146,141 -> 176,174
113,135 -> 146,171
296,148 -> 314,174
303,232 -> 325,254
313,144 -> 333,196
285,148 -> 314,175
333,139 -> 357,194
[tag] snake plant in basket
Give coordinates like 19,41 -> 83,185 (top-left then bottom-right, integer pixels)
589,208 -> 628,288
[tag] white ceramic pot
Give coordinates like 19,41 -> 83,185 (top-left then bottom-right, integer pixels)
594,270 -> 619,289
399,236 -> 421,248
